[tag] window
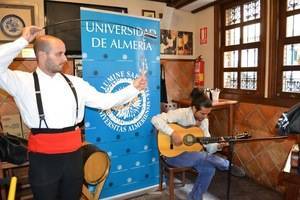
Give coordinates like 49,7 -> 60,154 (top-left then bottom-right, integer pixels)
276,0 -> 300,97
216,0 -> 265,98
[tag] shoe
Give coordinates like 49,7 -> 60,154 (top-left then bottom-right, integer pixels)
174,189 -> 188,200
179,183 -> 193,194
203,192 -> 220,200
230,164 -> 246,177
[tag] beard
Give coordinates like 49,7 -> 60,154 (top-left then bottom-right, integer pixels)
45,58 -> 64,73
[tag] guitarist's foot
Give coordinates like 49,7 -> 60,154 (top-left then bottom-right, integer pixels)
230,164 -> 246,177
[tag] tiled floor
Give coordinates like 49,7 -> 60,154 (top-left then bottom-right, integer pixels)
128,170 -> 282,200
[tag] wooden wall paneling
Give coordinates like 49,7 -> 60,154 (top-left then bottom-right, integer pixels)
209,108 -> 228,137
233,102 -> 296,191
161,59 -> 194,102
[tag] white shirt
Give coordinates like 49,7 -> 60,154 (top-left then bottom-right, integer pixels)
151,107 -> 220,154
0,37 -> 140,129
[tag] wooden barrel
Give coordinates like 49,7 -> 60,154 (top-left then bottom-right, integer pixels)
81,144 -> 110,185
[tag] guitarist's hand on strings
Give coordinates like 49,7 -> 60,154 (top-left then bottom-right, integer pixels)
217,137 -> 229,150
171,131 -> 183,146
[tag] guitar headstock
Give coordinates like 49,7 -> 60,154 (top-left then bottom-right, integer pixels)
235,132 -> 251,139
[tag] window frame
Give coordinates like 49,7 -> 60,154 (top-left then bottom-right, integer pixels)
215,0 -> 300,107
273,0 -> 300,99
215,0 -> 267,100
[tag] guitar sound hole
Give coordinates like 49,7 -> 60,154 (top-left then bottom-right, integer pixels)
184,134 -> 195,146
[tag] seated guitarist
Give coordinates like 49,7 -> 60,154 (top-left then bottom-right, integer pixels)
151,88 -> 245,200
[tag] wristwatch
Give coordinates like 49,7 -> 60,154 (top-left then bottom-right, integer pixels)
0,14 -> 25,38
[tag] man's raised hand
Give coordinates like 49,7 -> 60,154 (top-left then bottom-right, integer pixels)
133,74 -> 147,91
22,26 -> 43,43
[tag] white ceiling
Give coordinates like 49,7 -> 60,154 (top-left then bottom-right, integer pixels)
180,0 -> 217,12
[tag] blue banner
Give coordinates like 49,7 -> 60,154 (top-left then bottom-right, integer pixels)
80,8 -> 160,199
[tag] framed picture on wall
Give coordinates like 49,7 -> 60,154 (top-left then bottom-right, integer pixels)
160,29 -> 177,55
177,31 -> 193,55
0,4 -> 35,42
160,29 -> 193,57
142,9 -> 156,18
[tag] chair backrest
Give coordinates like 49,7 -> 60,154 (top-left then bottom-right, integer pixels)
81,144 -> 111,200
83,151 -> 110,184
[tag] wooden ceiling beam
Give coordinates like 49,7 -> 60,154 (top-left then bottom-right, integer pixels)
148,0 -> 197,9
148,0 -> 168,2
171,0 -> 198,9
191,1 -> 216,13
148,0 -> 228,14
191,0 -> 224,13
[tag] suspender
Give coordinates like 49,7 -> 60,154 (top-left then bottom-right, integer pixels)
33,71 -> 78,129
60,72 -> 79,120
33,71 -> 49,128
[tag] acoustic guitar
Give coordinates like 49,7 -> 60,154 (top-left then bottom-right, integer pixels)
158,124 -> 250,157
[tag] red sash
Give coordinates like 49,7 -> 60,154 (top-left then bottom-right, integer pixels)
28,128 -> 82,154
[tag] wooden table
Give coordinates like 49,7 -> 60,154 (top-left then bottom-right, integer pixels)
172,98 -> 238,135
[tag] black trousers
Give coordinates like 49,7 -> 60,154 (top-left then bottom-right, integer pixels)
28,149 -> 83,200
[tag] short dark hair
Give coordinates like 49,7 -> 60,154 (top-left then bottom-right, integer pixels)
190,88 -> 212,110
33,35 -> 63,59
33,35 -> 51,56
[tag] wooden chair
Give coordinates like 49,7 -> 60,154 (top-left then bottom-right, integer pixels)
0,162 -> 30,200
7,176 -> 17,200
81,144 -> 110,200
158,156 -> 197,200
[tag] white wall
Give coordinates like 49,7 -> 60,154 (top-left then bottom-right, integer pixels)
194,7 -> 215,88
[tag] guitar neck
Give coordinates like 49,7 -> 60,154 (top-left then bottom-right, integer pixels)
197,135 -> 237,144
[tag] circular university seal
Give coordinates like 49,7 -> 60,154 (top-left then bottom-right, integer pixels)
99,71 -> 150,132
